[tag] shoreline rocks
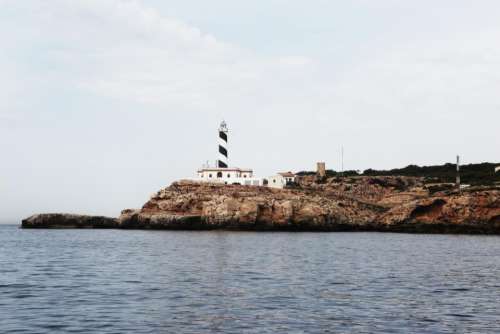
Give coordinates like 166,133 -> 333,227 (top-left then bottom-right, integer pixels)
21,177 -> 500,234
22,214 -> 118,229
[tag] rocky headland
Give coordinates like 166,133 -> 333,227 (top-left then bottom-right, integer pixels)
22,213 -> 118,229
22,176 -> 500,234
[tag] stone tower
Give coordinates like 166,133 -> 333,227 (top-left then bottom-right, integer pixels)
317,162 -> 326,178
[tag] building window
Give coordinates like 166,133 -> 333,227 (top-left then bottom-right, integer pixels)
217,172 -> 223,178
273,179 -> 276,183
209,174 -> 212,178
227,174 -> 231,178
244,175 -> 247,178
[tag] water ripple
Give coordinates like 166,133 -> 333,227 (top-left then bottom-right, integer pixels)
1,225 -> 500,333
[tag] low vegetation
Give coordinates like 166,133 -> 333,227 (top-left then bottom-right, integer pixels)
298,162 -> 500,186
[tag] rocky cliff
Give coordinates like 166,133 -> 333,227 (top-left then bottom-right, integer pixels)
116,177 -> 500,233
118,180 -> 381,231
22,176 -> 500,233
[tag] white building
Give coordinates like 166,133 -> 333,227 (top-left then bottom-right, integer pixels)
279,172 -> 296,183
266,172 -> 296,189
495,166 -> 500,173
197,167 -> 262,186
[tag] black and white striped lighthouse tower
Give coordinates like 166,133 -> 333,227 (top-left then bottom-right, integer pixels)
217,121 -> 229,168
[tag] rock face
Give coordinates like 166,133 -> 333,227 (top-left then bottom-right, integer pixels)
116,178 -> 500,233
22,177 -> 500,234
22,214 -> 118,229
377,189 -> 500,233
118,181 -> 381,231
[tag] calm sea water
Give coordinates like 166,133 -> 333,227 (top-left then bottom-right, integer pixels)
1,225 -> 499,333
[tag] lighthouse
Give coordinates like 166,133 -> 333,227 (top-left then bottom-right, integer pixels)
218,121 -> 229,168
196,121 -> 262,186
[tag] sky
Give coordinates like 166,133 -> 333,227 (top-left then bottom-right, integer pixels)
1,0 -> 499,222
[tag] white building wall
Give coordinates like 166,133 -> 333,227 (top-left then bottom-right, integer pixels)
198,169 -> 255,178
196,168 -> 262,186
195,168 -> 296,188
196,176 -> 263,186
267,175 -> 286,189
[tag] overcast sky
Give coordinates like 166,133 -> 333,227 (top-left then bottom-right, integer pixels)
1,0 -> 499,222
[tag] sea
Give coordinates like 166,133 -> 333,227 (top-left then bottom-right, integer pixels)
1,224 -> 499,333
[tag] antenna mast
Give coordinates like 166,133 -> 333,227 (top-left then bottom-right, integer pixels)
341,145 -> 344,178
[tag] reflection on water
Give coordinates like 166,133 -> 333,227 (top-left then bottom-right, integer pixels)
1,225 -> 500,333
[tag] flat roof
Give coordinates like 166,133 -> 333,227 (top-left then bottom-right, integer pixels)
198,167 -> 253,172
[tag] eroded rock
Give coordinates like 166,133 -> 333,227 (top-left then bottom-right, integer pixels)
22,214 -> 118,228
22,177 -> 500,233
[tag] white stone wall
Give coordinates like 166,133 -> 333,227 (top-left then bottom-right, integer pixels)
267,175 -> 286,189
198,169 -> 254,179
195,169 -> 261,186
240,171 -> 253,178
196,176 -> 263,186
198,170 -> 239,179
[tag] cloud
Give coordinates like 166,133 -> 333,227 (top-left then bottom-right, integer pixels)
2,0 -> 499,151
1,0 -> 499,222
331,31 -> 500,119
3,0 -> 499,149
278,56 -> 314,67
1,0 -> 238,107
